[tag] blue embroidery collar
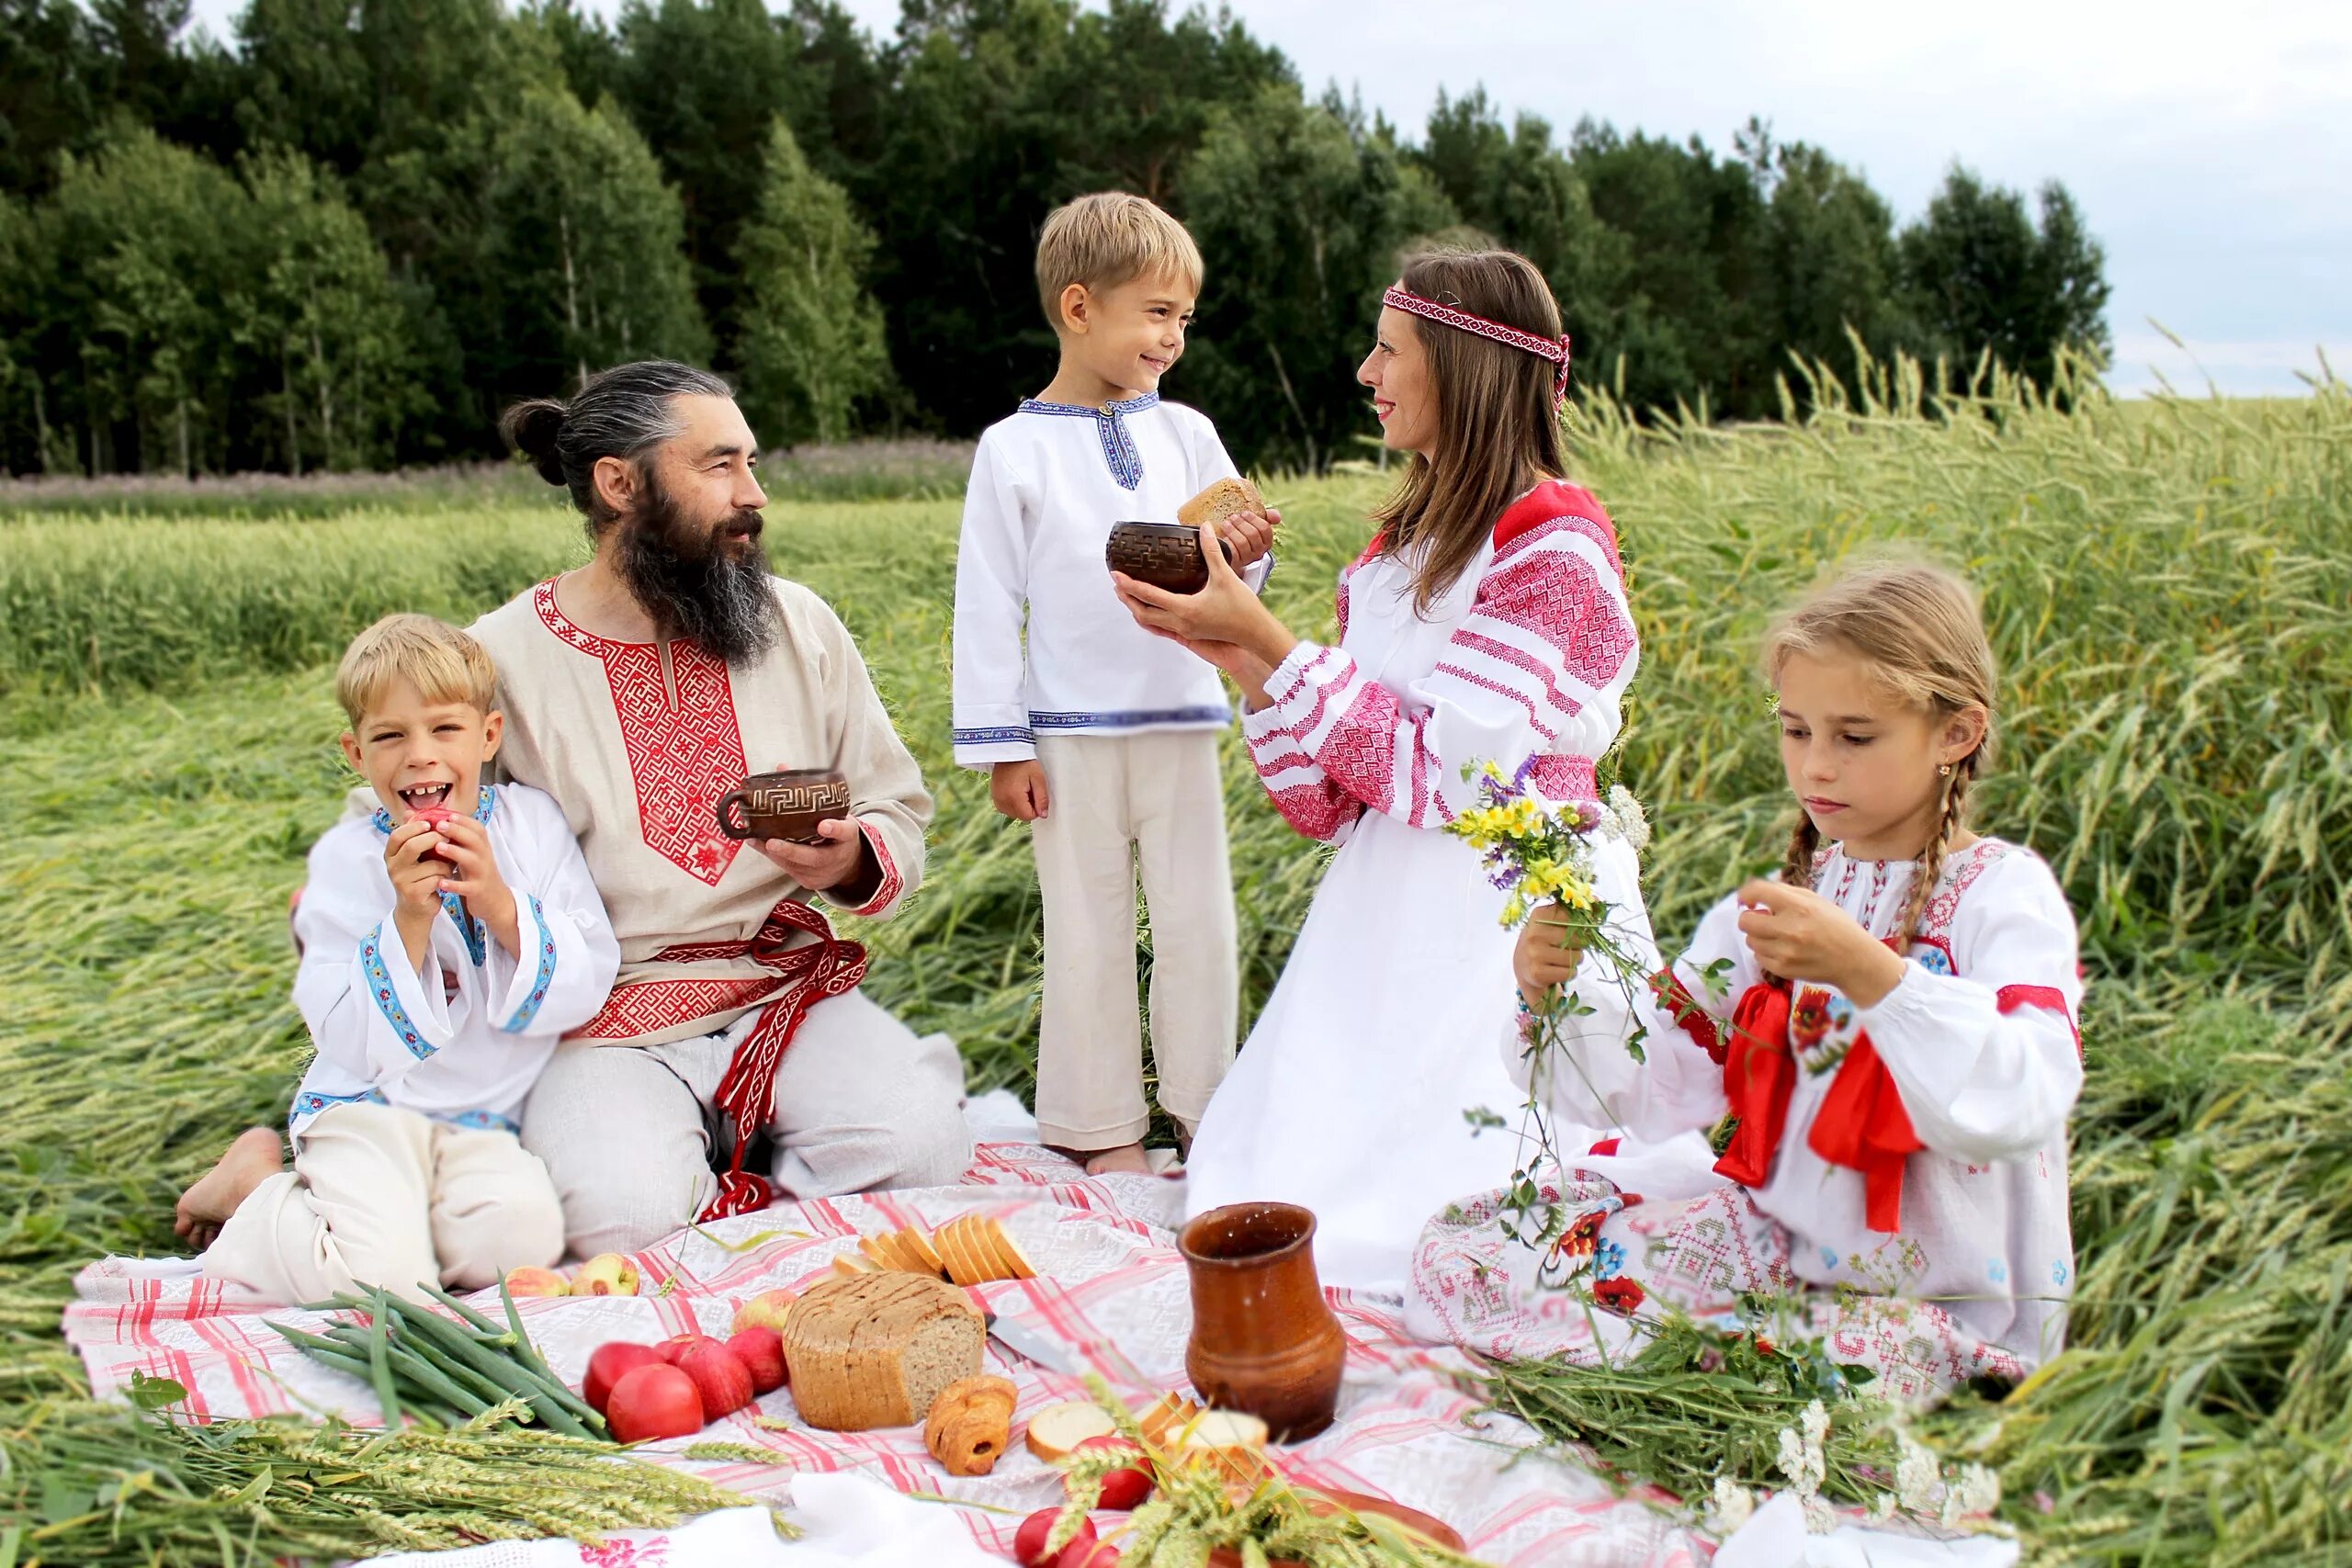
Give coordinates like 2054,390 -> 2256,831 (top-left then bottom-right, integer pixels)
1017,390 -> 1159,490
370,784 -> 496,965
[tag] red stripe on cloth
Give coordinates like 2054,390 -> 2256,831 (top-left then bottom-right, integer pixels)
1998,983 -> 2082,1056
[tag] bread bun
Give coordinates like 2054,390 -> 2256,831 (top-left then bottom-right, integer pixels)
925,1374 -> 1018,1475
1178,476 -> 1263,528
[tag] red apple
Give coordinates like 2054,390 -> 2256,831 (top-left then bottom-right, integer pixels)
582,1341 -> 666,1417
605,1363 -> 704,1443
502,1265 -> 569,1298
657,1333 -> 716,1364
1057,1544 -> 1121,1568
1073,1434 -> 1153,1510
1013,1509 -> 1094,1568
729,1287 -> 798,1335
411,803 -> 458,863
725,1326 -> 787,1393
673,1338 -> 755,1419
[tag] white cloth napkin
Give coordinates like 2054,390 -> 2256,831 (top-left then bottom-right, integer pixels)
1713,1494 -> 2020,1568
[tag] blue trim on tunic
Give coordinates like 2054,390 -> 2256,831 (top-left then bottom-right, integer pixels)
952,725 -> 1038,748
1015,391 -> 1159,490
359,923 -> 435,1059
500,895 -> 558,1033
1030,705 -> 1232,730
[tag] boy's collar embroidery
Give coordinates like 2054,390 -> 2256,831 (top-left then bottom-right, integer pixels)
1017,390 -> 1159,490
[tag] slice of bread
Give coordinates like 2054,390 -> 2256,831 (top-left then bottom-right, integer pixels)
1138,1392 -> 1203,1447
938,1217 -> 989,1288
990,1220 -> 1038,1280
1178,475 -> 1264,528
899,1225 -> 946,1277
1024,1399 -> 1119,1461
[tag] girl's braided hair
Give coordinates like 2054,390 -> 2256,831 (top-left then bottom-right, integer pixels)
1763,560 -> 1997,968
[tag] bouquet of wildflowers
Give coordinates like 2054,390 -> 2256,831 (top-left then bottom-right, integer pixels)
1445,759 -> 1659,1260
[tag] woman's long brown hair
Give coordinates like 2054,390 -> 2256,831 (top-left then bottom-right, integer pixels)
1370,248 -> 1568,615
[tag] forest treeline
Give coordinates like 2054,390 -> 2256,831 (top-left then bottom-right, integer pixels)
0,0 -> 2111,475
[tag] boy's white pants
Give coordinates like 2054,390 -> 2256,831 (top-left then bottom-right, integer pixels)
204,1101 -> 564,1303
1030,730 -> 1238,1149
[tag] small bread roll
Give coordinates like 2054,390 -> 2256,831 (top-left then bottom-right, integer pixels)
1178,476 -> 1264,529
925,1374 -> 1018,1476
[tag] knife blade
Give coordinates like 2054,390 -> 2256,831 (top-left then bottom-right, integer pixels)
985,1311 -> 1081,1376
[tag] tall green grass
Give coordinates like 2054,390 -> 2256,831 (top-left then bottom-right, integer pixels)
2,365 -> 2347,1561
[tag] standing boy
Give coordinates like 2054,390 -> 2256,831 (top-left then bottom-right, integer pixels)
952,193 -> 1276,1176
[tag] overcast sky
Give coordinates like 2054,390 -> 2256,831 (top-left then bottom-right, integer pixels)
186,0 -> 2352,396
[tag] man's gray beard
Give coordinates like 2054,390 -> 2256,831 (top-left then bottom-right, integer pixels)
613,477 -> 780,666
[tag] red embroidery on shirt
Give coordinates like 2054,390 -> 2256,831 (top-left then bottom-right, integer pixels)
534,580 -> 746,886
569,976 -> 780,1041
845,820 -> 903,917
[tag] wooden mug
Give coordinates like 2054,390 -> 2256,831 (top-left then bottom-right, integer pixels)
1106,521 -> 1234,595
715,769 -> 851,844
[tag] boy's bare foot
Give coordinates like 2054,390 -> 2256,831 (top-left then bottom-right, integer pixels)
1082,1143 -> 1153,1177
174,1128 -> 285,1251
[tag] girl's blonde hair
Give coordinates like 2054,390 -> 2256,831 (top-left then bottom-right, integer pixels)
1371,247 -> 1568,614
335,614 -> 499,728
1761,560 -> 1997,957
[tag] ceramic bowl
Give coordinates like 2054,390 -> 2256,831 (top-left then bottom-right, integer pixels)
715,768 -> 851,843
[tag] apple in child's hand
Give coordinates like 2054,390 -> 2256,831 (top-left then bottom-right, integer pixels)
582,1342 -> 666,1417
1072,1434 -> 1154,1509
571,1253 -> 640,1296
605,1363 -> 705,1444
409,803 -> 458,863
503,1265 -> 570,1298
1013,1509 -> 1095,1568
673,1339 -> 755,1418
729,1287 -> 797,1335
725,1326 -> 787,1393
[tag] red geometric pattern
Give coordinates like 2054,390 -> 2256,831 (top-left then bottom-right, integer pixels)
569,975 -> 783,1042
533,580 -> 744,886
1491,481 -> 1623,580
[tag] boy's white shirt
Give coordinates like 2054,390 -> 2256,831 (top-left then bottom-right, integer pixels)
950,393 -> 1270,768
288,782 -> 620,1140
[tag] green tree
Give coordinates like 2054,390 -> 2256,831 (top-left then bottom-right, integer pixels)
1182,85 -> 1456,471
1899,165 -> 2110,389
613,0 -> 810,367
0,0 -> 108,197
483,87 -> 710,396
40,126 -> 243,473
733,118 -> 890,446
1740,121 -> 1909,396
235,149 -> 423,470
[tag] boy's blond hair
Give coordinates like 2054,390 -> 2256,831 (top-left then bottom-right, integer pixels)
335,614 -> 499,727
1035,192 -> 1204,331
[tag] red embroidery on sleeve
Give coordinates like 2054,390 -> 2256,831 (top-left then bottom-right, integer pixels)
1650,969 -> 1725,1063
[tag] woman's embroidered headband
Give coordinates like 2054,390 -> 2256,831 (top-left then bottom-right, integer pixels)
1382,285 -> 1573,405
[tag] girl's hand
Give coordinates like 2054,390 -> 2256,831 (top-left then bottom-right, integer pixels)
433,815 -> 522,959
1113,522 -> 1297,671
1734,879 -> 1908,1006
1513,904 -> 1587,1011
1218,505 -> 1280,570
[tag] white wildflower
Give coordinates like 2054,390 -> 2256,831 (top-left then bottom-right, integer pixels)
1801,1495 -> 1838,1535
1603,784 -> 1652,852
1776,1427 -> 1808,1485
1870,1493 -> 1898,1524
1711,1476 -> 1755,1533
1894,1433 -> 1941,1515
1800,1399 -> 1830,1446
1954,1463 -> 2001,1519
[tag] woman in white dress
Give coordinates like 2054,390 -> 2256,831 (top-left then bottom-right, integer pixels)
1113,249 -> 1648,1292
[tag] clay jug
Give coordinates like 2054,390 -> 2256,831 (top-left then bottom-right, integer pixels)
1179,1201 -> 1347,1442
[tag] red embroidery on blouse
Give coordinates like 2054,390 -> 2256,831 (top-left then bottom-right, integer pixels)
1490,483 -> 1624,581
1651,968 -> 1725,1063
533,580 -> 745,886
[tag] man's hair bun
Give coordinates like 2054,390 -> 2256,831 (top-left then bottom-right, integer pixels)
500,398 -> 570,486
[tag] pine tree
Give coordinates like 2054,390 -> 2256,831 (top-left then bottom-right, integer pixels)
732,117 -> 889,447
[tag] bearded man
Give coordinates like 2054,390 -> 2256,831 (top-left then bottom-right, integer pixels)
462,361 -> 970,1255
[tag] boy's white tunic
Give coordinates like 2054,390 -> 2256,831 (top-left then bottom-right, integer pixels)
1184,480 -> 1642,1293
1407,836 -> 2085,1385
951,393 -> 1260,764
286,783 -> 620,1134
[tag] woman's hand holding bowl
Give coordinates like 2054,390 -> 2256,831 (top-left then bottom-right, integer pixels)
1112,514 -> 1297,708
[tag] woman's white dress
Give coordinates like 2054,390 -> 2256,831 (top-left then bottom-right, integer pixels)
1183,480 -> 1646,1292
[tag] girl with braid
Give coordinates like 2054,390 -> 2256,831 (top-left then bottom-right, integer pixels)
1408,561 -> 2086,1396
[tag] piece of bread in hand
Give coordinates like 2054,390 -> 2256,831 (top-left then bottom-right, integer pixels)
1178,475 -> 1264,529
924,1373 -> 1018,1475
1024,1399 -> 1119,1461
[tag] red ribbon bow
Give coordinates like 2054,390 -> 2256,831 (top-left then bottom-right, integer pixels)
1713,975 -> 1922,1233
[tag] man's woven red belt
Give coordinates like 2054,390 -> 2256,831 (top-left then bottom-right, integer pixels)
572,897 -> 868,1222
